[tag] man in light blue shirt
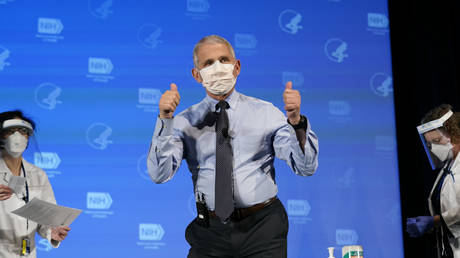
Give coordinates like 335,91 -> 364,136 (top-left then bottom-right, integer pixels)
147,35 -> 318,258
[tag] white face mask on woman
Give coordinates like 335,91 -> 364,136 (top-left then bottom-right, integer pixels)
199,61 -> 237,96
431,142 -> 453,162
4,131 -> 28,158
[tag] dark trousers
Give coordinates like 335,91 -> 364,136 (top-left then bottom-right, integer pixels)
185,199 -> 289,258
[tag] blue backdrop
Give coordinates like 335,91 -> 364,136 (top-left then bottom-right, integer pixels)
0,0 -> 401,257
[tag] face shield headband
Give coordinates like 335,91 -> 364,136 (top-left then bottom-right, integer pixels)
416,110 -> 454,169
2,119 -> 34,136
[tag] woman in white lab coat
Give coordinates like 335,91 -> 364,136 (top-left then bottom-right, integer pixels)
0,110 -> 70,258
407,104 -> 460,258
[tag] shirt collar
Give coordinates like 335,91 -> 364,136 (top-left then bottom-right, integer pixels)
449,153 -> 460,174
204,89 -> 239,111
0,158 -> 7,173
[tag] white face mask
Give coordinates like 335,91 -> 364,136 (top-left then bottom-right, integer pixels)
431,142 -> 453,162
199,61 -> 237,96
4,131 -> 28,158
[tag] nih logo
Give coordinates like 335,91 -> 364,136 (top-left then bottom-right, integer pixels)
336,229 -> 359,245
137,24 -> 162,49
325,38 -> 349,63
287,199 -> 310,216
34,152 -> 61,170
368,13 -> 389,28
86,122 -> 113,150
38,18 -> 64,34
139,88 -> 161,105
139,224 -> 165,241
234,33 -> 257,49
34,82 -> 63,110
87,192 -> 113,210
187,0 -> 209,13
367,13 -> 389,35
89,0 -> 114,19
279,9 -> 303,34
88,57 -> 113,74
0,46 -> 11,71
370,72 -> 393,97
36,239 -> 53,252
137,88 -> 160,112
329,100 -> 351,116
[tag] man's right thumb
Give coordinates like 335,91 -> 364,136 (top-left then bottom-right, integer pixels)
170,83 -> 178,91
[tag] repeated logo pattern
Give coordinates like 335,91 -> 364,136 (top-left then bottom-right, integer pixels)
0,1 -> 400,257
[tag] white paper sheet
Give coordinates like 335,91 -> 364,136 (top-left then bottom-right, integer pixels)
12,198 -> 82,227
8,175 -> 26,194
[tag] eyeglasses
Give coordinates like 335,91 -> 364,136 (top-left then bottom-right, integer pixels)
2,127 -> 30,136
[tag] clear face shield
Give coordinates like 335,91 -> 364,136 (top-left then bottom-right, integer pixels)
0,119 -> 36,158
416,110 -> 454,170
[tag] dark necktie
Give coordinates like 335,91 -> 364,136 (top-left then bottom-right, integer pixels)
215,100 -> 233,221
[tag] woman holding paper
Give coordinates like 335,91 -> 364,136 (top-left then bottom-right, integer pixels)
0,110 -> 70,258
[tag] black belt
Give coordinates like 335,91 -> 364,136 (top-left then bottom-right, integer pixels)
209,196 -> 278,221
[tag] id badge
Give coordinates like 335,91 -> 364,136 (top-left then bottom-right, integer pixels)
21,237 -> 30,256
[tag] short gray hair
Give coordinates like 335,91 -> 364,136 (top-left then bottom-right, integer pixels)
193,35 -> 236,67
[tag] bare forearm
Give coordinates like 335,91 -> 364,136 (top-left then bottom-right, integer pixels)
294,128 -> 306,153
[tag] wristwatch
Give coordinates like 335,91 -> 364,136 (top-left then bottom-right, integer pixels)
288,115 -> 308,130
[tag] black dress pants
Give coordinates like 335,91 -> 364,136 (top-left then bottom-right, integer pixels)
185,199 -> 289,258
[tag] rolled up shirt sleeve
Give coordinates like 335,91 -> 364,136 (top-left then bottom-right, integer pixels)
147,117 -> 184,183
272,109 -> 318,176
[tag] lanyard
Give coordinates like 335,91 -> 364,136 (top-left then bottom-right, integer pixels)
20,162 -> 29,230
445,160 -> 455,183
20,162 -> 29,203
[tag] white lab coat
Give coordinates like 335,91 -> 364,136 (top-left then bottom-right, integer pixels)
429,153 -> 460,258
0,157 -> 59,258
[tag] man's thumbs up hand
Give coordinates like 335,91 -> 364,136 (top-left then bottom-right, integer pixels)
159,83 -> 181,119
283,81 -> 301,125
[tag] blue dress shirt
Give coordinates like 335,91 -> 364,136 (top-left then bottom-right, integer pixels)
147,90 -> 318,210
